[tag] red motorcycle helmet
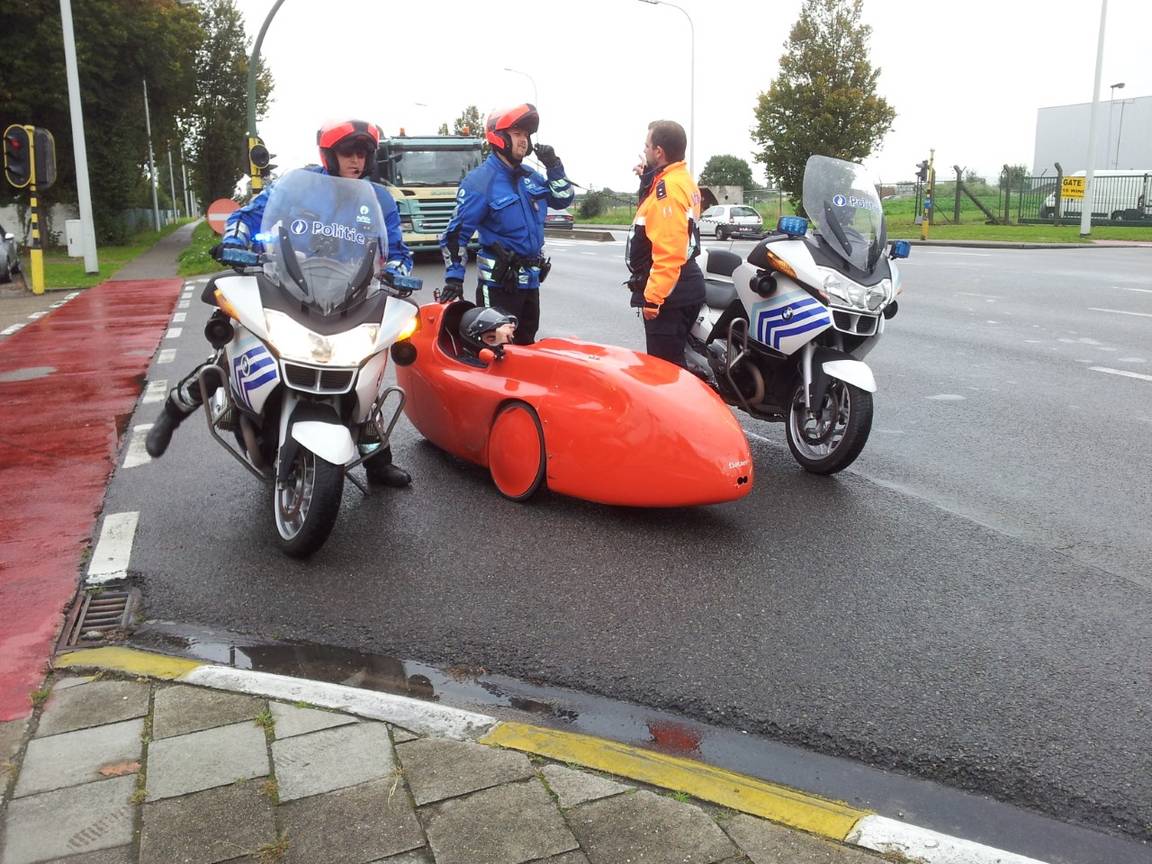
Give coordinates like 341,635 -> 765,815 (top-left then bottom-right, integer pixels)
485,104 -> 539,161
317,119 -> 380,178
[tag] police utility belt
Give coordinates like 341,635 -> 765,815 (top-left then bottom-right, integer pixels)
485,242 -> 551,288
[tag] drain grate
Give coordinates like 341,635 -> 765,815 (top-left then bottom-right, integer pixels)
57,585 -> 141,649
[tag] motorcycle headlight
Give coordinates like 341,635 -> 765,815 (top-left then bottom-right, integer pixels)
823,273 -> 851,304
866,279 -> 893,311
264,310 -> 379,366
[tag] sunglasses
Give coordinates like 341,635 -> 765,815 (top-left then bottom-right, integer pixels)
334,142 -> 372,158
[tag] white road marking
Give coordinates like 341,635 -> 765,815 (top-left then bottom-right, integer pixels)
916,250 -> 992,256
927,394 -> 966,401
165,327 -> 183,339
178,300 -> 190,309
1118,357 -> 1147,363
171,312 -> 187,323
1122,287 -> 1152,294
27,311 -> 46,320
848,814 -> 1046,864
65,291 -> 80,299
157,349 -> 177,364
122,424 -> 153,468
142,379 -> 167,404
1089,366 -> 1152,383
1088,307 -> 1152,319
86,511 -> 139,584
957,292 -> 1000,301
1,323 -> 26,336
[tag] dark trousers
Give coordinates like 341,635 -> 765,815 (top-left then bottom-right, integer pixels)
643,303 -> 697,368
476,284 -> 540,345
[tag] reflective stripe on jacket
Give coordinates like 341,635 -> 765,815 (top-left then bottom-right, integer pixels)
626,160 -> 704,308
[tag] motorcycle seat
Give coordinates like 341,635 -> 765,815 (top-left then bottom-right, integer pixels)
704,279 -> 737,310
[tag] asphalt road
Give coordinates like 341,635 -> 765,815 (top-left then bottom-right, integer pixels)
106,238 -> 1152,854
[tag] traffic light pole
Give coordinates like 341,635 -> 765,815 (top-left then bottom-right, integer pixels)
246,0 -> 286,194
28,180 -> 44,295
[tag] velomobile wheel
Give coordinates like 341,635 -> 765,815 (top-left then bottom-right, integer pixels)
488,401 -> 546,502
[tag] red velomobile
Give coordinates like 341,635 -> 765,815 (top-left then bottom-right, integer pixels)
393,302 -> 753,506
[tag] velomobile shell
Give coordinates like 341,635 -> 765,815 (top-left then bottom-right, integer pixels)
396,303 -> 753,507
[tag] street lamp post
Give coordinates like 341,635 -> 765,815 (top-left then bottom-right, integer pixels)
142,79 -> 161,231
503,67 -> 538,106
1080,0 -> 1108,238
58,0 -> 98,272
1114,96 -> 1129,170
637,0 -> 695,177
1108,82 -> 1124,168
247,0 -> 287,193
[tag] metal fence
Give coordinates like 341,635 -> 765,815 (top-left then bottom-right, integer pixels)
1010,171 -> 1152,225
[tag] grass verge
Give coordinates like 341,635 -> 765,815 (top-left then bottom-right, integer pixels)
177,220 -> 226,277
19,220 -> 194,290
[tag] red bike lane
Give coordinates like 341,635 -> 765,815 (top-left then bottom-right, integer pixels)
0,278 -> 181,721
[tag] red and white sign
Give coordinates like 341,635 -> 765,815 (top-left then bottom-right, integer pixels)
206,198 -> 239,235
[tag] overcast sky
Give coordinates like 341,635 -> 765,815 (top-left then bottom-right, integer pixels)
233,0 -> 1151,191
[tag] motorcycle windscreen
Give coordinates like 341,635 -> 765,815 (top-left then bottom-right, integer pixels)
802,155 -> 887,274
258,168 -> 388,316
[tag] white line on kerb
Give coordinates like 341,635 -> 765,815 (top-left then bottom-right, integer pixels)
171,312 -> 187,323
87,512 -> 139,584
142,379 -> 167,404
1090,366 -> 1152,383
1088,307 -> 1152,319
178,300 -> 190,309
157,349 -> 177,364
165,327 -> 183,339
1,323 -> 26,336
27,311 -> 47,320
847,815 -> 1048,864
122,424 -> 153,468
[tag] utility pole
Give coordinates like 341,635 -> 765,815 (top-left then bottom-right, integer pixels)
59,0 -> 98,272
1080,0 -> 1108,238
142,79 -> 161,231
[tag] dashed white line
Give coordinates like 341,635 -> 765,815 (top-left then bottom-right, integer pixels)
122,424 -> 154,468
142,379 -> 168,404
157,348 -> 177,364
1122,287 -> 1152,294
27,311 -> 47,320
1,323 -> 26,336
171,312 -> 187,323
65,291 -> 80,299
178,300 -> 190,309
165,327 -> 183,339
1089,366 -> 1152,383
86,512 -> 139,584
1088,307 -> 1152,319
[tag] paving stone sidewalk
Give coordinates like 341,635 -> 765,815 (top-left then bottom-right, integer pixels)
0,674 -> 882,864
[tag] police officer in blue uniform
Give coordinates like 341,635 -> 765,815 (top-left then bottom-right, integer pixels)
145,119 -> 415,488
438,104 -> 573,344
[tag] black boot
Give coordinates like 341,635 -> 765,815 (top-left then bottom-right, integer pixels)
365,446 -> 411,487
145,373 -> 204,458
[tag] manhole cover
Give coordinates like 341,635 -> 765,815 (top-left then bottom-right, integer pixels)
0,366 -> 56,382
57,585 -> 141,649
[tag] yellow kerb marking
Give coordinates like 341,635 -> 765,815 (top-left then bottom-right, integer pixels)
482,722 -> 867,840
55,647 -> 202,680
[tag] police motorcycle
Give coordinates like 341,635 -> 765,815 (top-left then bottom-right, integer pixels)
201,169 -> 421,557
686,155 -> 910,474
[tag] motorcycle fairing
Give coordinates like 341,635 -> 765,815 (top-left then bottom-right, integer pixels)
750,287 -> 832,355
227,332 -> 280,414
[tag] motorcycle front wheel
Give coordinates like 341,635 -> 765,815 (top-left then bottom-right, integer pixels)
271,447 -> 344,558
785,378 -> 872,475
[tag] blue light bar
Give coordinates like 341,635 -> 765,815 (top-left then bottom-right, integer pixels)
890,239 -> 911,259
777,215 -> 808,237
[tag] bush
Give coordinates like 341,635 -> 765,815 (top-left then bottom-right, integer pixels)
578,192 -> 605,220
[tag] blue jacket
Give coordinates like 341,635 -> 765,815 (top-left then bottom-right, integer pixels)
440,153 -> 574,290
223,165 -> 413,276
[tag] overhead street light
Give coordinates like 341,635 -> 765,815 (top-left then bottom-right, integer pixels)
503,67 -> 539,106
1108,81 -> 1124,169
58,0 -> 98,272
1079,0 -> 1108,238
636,0 -> 695,177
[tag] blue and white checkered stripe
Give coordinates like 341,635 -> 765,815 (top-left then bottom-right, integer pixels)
231,345 -> 278,410
755,296 -> 831,353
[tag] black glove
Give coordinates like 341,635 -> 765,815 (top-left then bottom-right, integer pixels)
439,279 -> 464,304
535,144 -> 560,169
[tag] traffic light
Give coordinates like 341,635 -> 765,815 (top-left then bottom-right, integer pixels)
248,136 -> 270,171
4,125 -> 32,188
915,160 -> 929,182
33,128 -> 56,190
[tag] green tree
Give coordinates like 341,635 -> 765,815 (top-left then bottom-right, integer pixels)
1,0 -> 201,241
437,122 -> 450,135
698,155 -> 755,189
184,0 -> 273,207
999,164 -> 1028,190
447,106 -> 483,137
751,0 -> 895,207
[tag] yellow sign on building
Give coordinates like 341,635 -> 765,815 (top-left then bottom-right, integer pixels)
1061,176 -> 1085,199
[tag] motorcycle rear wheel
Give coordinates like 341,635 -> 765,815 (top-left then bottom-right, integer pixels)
785,379 -> 872,475
271,447 -> 344,558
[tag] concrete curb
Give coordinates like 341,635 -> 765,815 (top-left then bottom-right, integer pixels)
54,646 -> 1051,864
545,227 -> 616,241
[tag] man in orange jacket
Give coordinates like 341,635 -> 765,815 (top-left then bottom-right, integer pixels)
625,120 -> 705,367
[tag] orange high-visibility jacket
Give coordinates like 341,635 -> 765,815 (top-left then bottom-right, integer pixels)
626,160 -> 703,308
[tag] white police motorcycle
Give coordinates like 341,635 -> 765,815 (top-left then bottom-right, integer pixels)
203,169 -> 421,557
687,155 -> 909,474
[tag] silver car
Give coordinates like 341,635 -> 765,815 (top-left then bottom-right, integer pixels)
0,223 -> 22,284
699,204 -> 763,240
